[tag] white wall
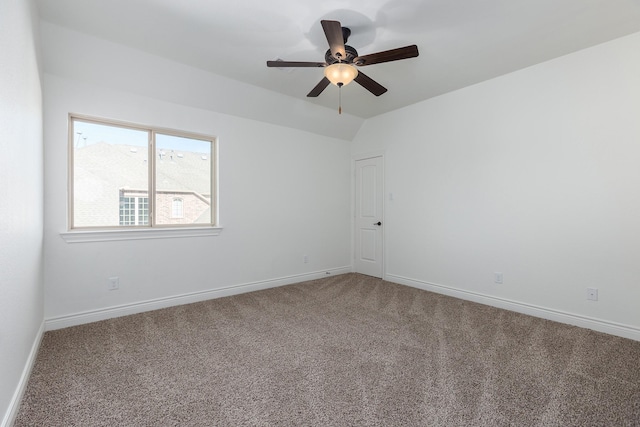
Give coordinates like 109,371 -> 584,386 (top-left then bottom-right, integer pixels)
353,32 -> 640,339
43,74 -> 352,324
0,0 -> 44,424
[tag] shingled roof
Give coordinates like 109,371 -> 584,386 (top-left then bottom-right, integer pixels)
75,142 -> 211,195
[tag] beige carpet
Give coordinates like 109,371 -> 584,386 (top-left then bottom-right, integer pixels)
15,273 -> 640,426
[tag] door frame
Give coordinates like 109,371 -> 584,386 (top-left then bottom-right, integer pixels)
352,150 -> 386,279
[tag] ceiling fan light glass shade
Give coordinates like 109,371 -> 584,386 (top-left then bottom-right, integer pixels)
324,63 -> 358,86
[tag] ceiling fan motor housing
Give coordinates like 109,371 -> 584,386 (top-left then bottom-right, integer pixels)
325,45 -> 359,65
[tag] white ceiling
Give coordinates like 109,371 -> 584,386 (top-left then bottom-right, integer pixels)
35,0 -> 640,119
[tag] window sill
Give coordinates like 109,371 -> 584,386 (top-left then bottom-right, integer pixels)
60,226 -> 223,243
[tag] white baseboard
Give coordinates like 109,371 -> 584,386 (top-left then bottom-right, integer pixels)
2,321 -> 44,427
45,267 -> 352,331
386,274 -> 640,342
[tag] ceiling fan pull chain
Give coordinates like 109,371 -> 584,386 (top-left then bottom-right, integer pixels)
338,83 -> 343,114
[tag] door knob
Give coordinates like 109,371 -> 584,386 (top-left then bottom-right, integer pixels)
374,221 -> 382,226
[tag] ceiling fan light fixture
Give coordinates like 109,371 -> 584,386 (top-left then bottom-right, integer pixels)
324,63 -> 358,86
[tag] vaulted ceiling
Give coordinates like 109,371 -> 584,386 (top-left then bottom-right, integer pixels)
36,0 -> 640,119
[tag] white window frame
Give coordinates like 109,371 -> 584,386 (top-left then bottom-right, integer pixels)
62,114 -> 222,243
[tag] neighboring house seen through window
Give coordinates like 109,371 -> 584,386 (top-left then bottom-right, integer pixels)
70,115 -> 216,229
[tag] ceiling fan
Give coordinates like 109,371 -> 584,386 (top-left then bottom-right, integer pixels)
267,20 -> 419,100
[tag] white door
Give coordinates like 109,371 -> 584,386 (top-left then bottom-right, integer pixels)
355,156 -> 383,278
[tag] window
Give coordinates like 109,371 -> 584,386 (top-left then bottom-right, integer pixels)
171,198 -> 184,218
69,115 -> 216,230
119,193 -> 149,226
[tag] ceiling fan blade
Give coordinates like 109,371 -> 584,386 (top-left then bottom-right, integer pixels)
321,20 -> 346,60
354,71 -> 387,96
267,60 -> 326,68
307,77 -> 331,97
354,45 -> 419,66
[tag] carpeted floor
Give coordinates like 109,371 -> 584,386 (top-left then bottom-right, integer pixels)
15,273 -> 640,426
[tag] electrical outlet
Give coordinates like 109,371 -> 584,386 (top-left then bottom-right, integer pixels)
303,255 -> 309,264
587,287 -> 598,301
107,276 -> 120,291
494,272 -> 503,284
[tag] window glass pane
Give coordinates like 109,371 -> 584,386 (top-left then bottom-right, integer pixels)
73,120 -> 149,228
138,197 -> 149,225
119,195 -> 135,225
155,133 -> 212,225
